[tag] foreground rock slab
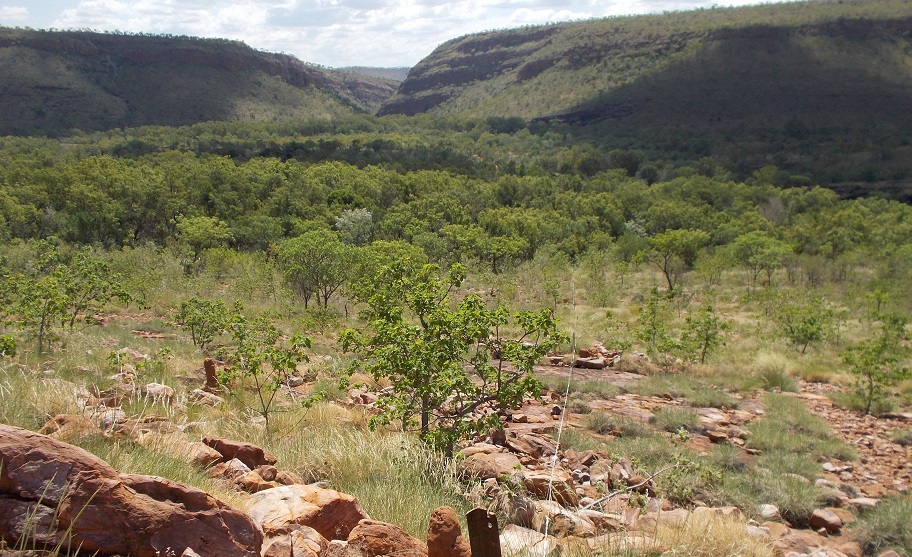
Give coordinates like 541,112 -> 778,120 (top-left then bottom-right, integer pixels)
0,424 -> 261,557
246,484 -> 369,541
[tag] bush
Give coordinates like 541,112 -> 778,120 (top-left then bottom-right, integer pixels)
175,297 -> 232,350
0,335 -> 15,357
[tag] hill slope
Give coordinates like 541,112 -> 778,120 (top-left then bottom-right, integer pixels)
379,0 -> 912,126
0,28 -> 397,136
378,0 -> 912,190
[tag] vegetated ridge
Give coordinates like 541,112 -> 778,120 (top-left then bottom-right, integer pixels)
380,0 -> 912,124
0,28 -> 398,136
378,0 -> 912,192
338,66 -> 411,83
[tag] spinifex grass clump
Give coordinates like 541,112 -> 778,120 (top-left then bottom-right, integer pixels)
747,394 -> 857,461
851,494 -> 912,556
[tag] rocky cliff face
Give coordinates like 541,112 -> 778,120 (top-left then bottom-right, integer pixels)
0,29 -> 397,136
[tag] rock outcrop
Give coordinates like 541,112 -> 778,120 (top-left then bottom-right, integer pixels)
246,484 -> 369,541
0,424 -> 261,557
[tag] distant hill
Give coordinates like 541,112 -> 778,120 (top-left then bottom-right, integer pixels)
379,0 -> 912,125
378,0 -> 912,190
338,66 -> 411,83
0,28 -> 398,136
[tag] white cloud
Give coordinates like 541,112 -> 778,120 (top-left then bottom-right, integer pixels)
42,0 -> 785,66
0,6 -> 29,21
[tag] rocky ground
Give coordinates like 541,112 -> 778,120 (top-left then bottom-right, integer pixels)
2,347 -> 911,557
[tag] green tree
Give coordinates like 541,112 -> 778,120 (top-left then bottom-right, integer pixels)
277,230 -> 355,309
63,248 -> 130,329
341,260 -> 565,454
9,270 -> 68,354
176,215 -> 234,259
682,305 -> 729,364
773,292 -> 837,354
647,229 -> 710,294
175,297 -> 231,350
223,312 -> 312,429
842,314 -> 909,415
635,287 -> 670,356
730,231 -> 793,294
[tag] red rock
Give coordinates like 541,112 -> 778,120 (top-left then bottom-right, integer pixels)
188,442 -> 223,469
189,388 -> 224,407
0,424 -> 261,557
505,432 -> 557,459
37,414 -> 101,441
705,430 -> 729,443
427,506 -> 471,557
827,507 -> 855,526
566,449 -> 603,470
275,470 -> 304,485
235,470 -> 278,493
261,526 -> 327,557
203,437 -> 277,469
246,484 -> 369,541
460,452 -> 521,479
809,508 -> 842,533
346,519 -> 428,557
203,357 -> 220,391
522,470 -> 579,507
574,357 -> 607,370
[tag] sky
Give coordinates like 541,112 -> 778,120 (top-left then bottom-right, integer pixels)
0,0 -> 775,68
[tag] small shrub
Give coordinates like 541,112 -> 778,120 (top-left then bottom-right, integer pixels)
851,494 -> 912,556
175,296 -> 232,350
709,443 -> 750,472
0,335 -> 15,357
841,314 -> 910,415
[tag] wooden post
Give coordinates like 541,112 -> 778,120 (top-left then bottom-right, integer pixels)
466,508 -> 501,557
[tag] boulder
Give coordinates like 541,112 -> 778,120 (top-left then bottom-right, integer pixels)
809,508 -> 842,534
140,382 -> 175,404
345,519 -> 428,557
207,458 -> 251,480
531,500 -> 597,538
505,432 -> 557,459
427,506 -> 471,557
203,438 -> 276,469
37,414 -> 101,442
574,357 -> 607,370
189,389 -> 224,407
235,470 -> 278,493
500,524 -> 557,557
187,442 -> 223,469
522,470 -> 579,507
0,424 -> 261,557
262,526 -> 328,557
246,484 -> 369,541
460,452 -> 521,479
